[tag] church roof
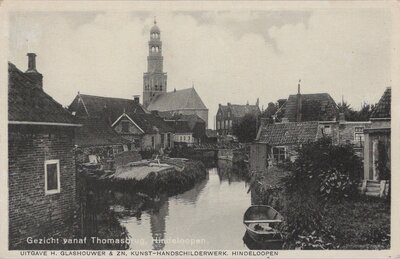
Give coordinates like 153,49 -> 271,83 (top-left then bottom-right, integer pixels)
370,87 -> 391,119
147,88 -> 208,112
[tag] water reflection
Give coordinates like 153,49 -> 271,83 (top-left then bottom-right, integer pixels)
115,163 -> 252,250
217,159 -> 248,184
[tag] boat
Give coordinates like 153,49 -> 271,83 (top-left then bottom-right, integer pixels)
243,205 -> 284,247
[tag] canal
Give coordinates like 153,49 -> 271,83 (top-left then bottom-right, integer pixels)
112,160 -> 252,250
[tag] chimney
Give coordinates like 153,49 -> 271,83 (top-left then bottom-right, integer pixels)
256,98 -> 259,107
133,95 -> 140,104
339,112 -> 345,123
227,102 -> 231,106
25,53 -> 43,90
296,79 -> 302,122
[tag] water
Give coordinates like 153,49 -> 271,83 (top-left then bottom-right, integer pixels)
114,160 -> 252,250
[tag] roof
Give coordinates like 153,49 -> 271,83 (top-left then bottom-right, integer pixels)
166,120 -> 192,133
68,94 -> 147,123
219,104 -> 260,118
205,129 -> 218,138
8,62 -> 77,125
370,87 -> 391,119
146,88 -> 208,111
74,117 -> 130,147
282,93 -> 338,122
256,121 -> 319,146
115,112 -> 173,134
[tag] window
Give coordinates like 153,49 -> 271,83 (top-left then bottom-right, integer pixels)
121,121 -> 129,133
354,127 -> 364,143
323,125 -> 331,135
45,160 -> 60,195
161,134 -> 165,148
272,147 -> 286,164
151,136 -> 155,149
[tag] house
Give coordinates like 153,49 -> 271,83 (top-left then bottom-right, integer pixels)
74,117 -> 131,165
68,93 -> 147,124
112,112 -> 174,151
8,54 -> 81,249
161,112 -> 206,144
166,120 -> 194,146
216,100 -> 261,137
204,129 -> 218,144
278,85 -> 338,122
141,20 -> 209,127
250,121 -> 320,171
363,87 -> 391,181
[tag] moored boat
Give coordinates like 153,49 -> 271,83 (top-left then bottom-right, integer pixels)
243,205 -> 284,246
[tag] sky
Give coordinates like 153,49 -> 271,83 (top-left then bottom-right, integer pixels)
8,8 -> 393,128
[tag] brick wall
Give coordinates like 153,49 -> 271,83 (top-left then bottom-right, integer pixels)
8,125 -> 77,249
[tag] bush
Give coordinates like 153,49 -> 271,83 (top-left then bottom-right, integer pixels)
284,137 -> 362,201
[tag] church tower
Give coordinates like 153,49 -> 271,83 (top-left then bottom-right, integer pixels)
143,18 -> 167,108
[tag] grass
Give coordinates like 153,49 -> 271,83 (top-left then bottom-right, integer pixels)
252,167 -> 390,250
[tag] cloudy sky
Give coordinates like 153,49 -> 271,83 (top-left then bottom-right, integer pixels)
8,7 -> 393,127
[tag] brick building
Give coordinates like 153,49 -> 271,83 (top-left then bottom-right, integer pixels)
216,100 -> 261,136
8,54 -> 81,249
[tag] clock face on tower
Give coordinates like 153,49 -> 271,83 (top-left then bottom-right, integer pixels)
143,19 -> 167,108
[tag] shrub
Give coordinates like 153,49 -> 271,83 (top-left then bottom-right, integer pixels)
284,137 -> 362,201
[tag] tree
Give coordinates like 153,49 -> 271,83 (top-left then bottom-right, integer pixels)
232,113 -> 258,143
337,101 -> 375,121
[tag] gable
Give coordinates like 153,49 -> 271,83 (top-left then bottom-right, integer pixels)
113,114 -> 145,135
371,87 -> 391,119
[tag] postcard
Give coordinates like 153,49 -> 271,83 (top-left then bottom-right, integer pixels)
0,0 -> 399,258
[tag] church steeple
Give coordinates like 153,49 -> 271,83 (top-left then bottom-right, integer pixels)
143,18 -> 167,108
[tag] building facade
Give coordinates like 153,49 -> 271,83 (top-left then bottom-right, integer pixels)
363,87 -> 391,181
216,100 -> 261,136
112,112 -> 174,151
8,54 -> 80,249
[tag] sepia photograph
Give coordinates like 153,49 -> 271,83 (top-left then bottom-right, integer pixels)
0,0 -> 399,257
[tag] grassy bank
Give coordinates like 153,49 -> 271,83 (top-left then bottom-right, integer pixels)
252,167 -> 390,250
108,159 -> 207,196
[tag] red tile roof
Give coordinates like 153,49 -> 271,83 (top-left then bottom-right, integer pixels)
257,121 -> 319,145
